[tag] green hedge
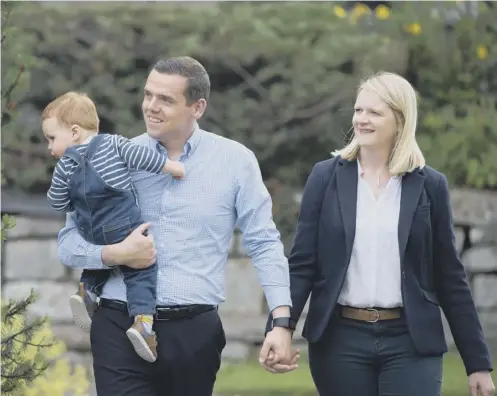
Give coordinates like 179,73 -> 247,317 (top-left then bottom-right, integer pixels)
2,2 -> 496,245
9,2 -> 496,191
4,2 -> 391,193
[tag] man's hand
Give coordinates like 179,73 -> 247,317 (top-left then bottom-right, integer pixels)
102,223 -> 156,268
258,327 -> 300,373
469,371 -> 495,396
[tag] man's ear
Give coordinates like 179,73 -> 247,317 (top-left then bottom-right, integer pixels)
191,99 -> 207,120
71,124 -> 81,141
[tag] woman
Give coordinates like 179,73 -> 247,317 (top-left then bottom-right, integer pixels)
276,72 -> 494,395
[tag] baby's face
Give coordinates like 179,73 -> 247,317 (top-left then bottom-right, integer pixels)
42,117 -> 76,158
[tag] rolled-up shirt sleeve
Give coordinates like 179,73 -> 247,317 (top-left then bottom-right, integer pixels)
57,212 -> 110,270
235,150 -> 292,312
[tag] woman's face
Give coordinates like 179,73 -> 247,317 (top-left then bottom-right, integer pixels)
352,89 -> 398,150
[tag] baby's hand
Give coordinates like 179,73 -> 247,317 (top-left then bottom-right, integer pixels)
165,159 -> 185,179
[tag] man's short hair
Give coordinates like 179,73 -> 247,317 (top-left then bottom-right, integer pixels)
153,56 -> 210,104
41,91 -> 99,131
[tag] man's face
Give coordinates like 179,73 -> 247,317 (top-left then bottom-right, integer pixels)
142,70 -> 198,141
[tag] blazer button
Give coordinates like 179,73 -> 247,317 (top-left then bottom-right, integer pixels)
402,271 -> 406,279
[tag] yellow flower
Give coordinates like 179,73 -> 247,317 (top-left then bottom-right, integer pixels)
351,3 -> 370,23
405,23 -> 422,36
333,5 -> 347,19
353,3 -> 370,17
477,45 -> 488,60
375,4 -> 391,20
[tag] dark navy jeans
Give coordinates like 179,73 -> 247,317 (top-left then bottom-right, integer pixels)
308,311 -> 443,396
65,134 -> 157,317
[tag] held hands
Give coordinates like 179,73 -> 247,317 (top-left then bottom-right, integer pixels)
258,327 -> 300,374
116,223 -> 156,269
468,371 -> 495,396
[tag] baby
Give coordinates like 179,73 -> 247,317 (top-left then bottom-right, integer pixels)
43,91 -> 183,363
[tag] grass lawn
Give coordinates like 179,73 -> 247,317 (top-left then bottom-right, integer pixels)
215,350 -> 496,396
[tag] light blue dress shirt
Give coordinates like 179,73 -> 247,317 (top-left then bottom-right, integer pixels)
57,126 -> 292,312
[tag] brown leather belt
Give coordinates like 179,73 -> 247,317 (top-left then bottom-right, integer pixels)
339,306 -> 402,323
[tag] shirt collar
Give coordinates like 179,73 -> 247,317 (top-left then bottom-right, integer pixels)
83,134 -> 96,144
147,122 -> 202,158
357,159 -> 364,177
357,159 -> 401,181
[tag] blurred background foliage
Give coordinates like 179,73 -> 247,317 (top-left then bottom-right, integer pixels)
2,1 -> 497,248
2,6 -> 90,394
1,2 -> 496,393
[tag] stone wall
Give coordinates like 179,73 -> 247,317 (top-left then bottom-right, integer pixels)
1,188 -> 497,389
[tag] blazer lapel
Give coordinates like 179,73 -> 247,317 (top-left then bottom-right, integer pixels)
336,158 -> 358,266
398,170 -> 426,263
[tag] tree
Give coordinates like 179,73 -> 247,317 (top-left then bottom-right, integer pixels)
5,2 -> 496,249
382,1 -> 497,188
1,5 -> 90,395
1,2 -> 408,245
412,2 -> 497,189
5,2 -> 497,190
1,1 -> 43,191
329,1 -> 497,188
1,291 -> 55,393
1,291 -> 91,396
2,2 -> 406,193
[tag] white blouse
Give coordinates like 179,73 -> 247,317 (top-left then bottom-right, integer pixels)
337,162 -> 403,308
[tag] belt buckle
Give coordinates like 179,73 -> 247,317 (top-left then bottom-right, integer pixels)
157,307 -> 182,313
366,308 -> 380,323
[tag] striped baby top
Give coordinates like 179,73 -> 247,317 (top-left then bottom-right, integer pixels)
47,134 -> 166,213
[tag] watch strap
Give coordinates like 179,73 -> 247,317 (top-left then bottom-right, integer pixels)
272,317 -> 296,331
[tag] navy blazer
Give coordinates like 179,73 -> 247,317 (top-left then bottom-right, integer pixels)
278,156 -> 492,376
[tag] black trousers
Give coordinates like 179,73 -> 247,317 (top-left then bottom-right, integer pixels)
90,305 -> 226,396
309,313 -> 443,396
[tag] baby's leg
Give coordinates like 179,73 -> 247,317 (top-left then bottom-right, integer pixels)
69,269 -> 109,333
120,262 -> 158,362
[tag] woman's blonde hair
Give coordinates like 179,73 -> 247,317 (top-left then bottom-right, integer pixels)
333,72 -> 425,175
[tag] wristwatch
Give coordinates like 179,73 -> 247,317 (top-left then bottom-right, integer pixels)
271,317 -> 297,331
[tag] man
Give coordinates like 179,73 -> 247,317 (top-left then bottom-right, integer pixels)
58,56 -> 296,395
